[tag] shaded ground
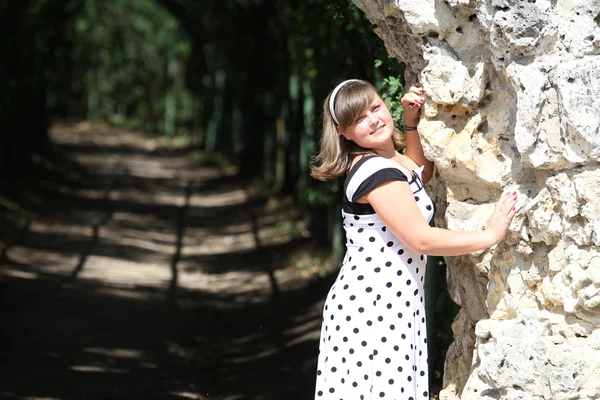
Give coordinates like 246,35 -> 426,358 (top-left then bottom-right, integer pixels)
0,122 -> 337,400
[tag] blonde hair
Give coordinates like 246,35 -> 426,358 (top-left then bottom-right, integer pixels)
310,80 -> 406,181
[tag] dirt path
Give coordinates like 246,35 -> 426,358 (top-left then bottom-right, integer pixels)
0,122 -> 335,400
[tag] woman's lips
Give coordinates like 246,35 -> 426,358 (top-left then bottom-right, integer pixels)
371,125 -> 384,135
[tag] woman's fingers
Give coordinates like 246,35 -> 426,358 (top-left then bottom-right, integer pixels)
500,191 -> 518,216
402,92 -> 425,108
408,84 -> 424,95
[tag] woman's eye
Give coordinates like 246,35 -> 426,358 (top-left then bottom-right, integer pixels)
373,105 -> 380,111
355,116 -> 365,123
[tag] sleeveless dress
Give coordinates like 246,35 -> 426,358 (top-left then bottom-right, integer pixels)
314,155 -> 435,400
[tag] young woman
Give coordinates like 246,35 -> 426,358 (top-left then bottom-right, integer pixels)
310,79 -> 517,399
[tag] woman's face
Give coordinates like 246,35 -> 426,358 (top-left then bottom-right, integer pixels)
340,95 -> 394,150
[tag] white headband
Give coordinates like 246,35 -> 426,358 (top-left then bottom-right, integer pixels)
329,79 -> 361,125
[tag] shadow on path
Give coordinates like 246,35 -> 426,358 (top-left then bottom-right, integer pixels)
0,122 -> 335,400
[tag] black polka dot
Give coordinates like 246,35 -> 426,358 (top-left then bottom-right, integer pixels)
387,241 -> 394,247
407,258 -> 413,264
386,282 -> 392,288
379,392 -> 385,398
382,226 -> 386,231
369,237 -> 375,242
426,205 -> 432,211
358,275 -> 364,281
385,261 -> 392,267
359,307 -> 364,313
366,287 -> 372,293
366,257 -> 372,262
358,228 -> 364,233
415,196 -> 420,202
375,267 -> 381,273
359,247 -> 364,252
406,279 -> 412,285
354,215 -> 360,220
398,249 -> 404,255
317,391 -> 323,396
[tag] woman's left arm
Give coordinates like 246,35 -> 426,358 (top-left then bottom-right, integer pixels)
401,84 -> 435,184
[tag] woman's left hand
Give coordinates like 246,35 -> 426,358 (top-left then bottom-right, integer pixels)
401,84 -> 425,122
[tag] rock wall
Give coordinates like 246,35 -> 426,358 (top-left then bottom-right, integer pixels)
352,1 -> 600,399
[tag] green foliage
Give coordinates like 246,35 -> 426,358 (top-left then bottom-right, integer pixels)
306,179 -> 343,206
375,56 -> 407,128
380,75 -> 405,126
69,0 -> 192,133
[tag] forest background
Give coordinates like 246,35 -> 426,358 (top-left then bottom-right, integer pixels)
0,0 -> 458,393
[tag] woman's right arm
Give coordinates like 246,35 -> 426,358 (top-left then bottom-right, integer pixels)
365,181 -> 517,257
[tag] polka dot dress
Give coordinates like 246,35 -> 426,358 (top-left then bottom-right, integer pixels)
314,156 -> 434,400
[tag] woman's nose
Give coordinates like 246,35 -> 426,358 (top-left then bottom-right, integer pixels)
367,113 -> 378,125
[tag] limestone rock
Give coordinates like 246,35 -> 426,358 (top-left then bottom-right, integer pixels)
353,0 -> 600,398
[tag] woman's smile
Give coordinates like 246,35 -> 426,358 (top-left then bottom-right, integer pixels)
371,124 -> 385,135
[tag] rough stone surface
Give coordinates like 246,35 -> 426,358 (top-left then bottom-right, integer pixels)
352,0 -> 600,398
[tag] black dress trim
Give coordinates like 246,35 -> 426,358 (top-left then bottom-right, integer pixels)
351,168 -> 408,202
343,156 -> 410,215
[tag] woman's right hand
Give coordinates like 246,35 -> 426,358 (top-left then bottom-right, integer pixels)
485,191 -> 518,244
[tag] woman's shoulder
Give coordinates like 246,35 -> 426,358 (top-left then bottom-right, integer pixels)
347,154 -> 398,175
344,155 -> 408,202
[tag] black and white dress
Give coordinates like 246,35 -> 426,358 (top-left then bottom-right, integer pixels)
314,155 -> 434,400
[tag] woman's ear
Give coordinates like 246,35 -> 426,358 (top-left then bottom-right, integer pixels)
337,125 -> 349,140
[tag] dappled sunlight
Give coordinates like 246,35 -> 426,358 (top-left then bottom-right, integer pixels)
83,347 -> 145,359
0,122 -> 328,400
6,246 -> 79,275
188,188 -> 248,208
185,222 -> 309,256
68,365 -> 130,374
77,256 -> 171,287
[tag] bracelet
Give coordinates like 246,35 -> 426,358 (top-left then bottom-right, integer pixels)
404,125 -> 418,131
